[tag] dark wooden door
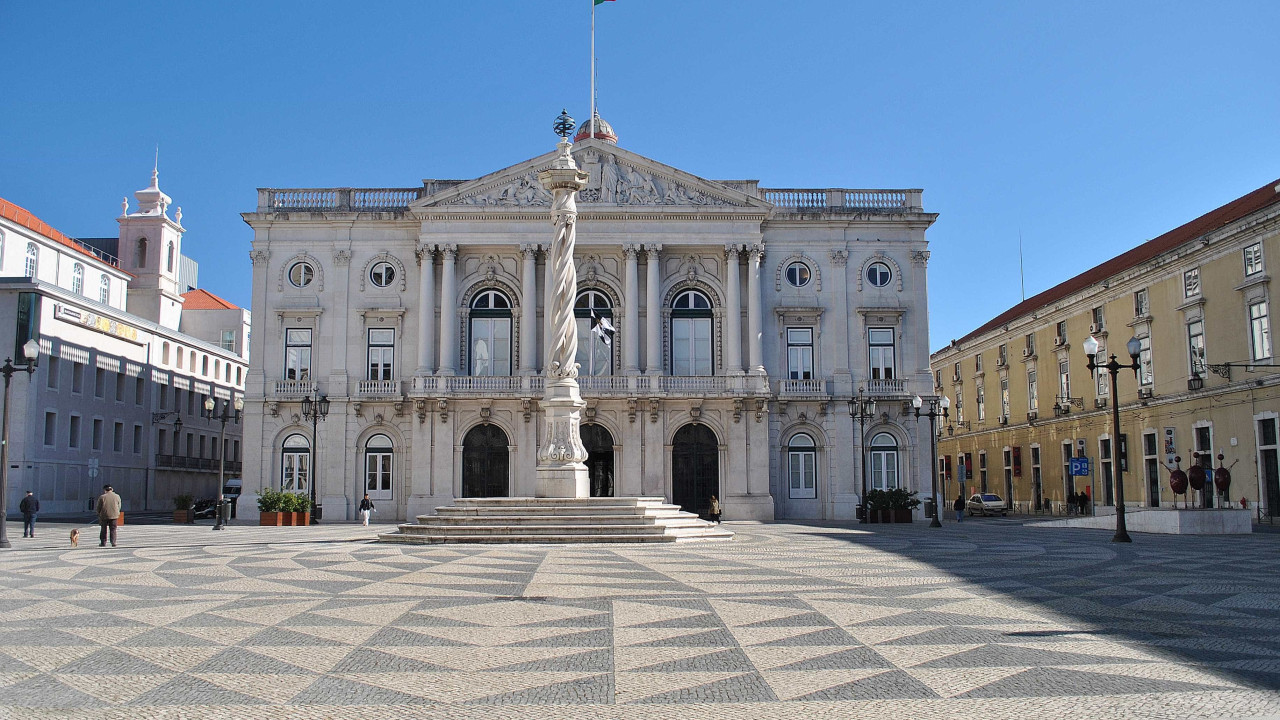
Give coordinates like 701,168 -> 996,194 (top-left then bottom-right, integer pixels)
672,424 -> 718,515
462,424 -> 509,498
581,424 -> 614,498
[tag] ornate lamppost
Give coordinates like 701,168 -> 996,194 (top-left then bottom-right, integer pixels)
203,395 -> 244,530
0,340 -> 40,549
912,394 -> 949,529
300,391 -> 329,524
851,389 -> 877,524
1083,334 -> 1141,543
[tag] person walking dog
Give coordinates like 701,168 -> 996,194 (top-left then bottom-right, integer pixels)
19,491 -> 38,538
95,485 -> 122,547
359,494 -> 376,527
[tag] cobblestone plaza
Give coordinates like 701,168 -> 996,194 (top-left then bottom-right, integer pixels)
1,520 -> 1278,719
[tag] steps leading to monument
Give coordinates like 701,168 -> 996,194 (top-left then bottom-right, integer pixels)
379,496 -> 733,545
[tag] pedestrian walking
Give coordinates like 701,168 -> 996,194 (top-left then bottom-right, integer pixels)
95,485 -> 122,547
1078,492 -> 1090,516
359,493 -> 376,527
19,491 -> 38,538
953,494 -> 965,522
708,495 -> 722,524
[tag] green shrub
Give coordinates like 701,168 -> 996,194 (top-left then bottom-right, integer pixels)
172,494 -> 195,511
256,488 -> 283,512
865,488 -> 921,511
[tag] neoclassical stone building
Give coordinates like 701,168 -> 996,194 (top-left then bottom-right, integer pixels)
241,124 -> 938,522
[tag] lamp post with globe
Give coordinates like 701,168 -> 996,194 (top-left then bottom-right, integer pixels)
0,339 -> 40,549
1083,334 -> 1142,543
203,394 -> 244,530
912,394 -> 949,529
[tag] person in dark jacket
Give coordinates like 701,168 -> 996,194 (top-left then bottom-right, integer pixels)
952,494 -> 965,522
358,494 -> 376,527
19,491 -> 38,538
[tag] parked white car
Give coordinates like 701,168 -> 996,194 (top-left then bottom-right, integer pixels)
967,493 -> 1008,516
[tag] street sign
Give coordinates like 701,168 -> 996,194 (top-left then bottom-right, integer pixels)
1070,457 -> 1091,476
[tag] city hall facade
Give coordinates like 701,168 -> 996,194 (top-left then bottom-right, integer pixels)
241,126 -> 938,522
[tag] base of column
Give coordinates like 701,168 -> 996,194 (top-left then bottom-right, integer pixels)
536,376 -> 590,499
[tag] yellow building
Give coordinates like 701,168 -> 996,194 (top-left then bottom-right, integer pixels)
931,179 -> 1279,518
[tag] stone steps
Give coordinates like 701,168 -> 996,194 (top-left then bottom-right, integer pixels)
379,496 -> 733,545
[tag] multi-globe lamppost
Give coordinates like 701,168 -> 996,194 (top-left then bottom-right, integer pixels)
203,394 -> 244,530
1083,334 -> 1142,543
912,394 -> 949,529
851,390 -> 877,524
0,340 -> 40,549
300,391 -> 329,525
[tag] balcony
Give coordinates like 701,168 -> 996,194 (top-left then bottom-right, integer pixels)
761,188 -> 923,213
274,380 -> 316,397
408,374 -> 764,398
357,379 -> 402,397
779,378 -> 829,396
864,378 -> 907,397
156,455 -> 242,474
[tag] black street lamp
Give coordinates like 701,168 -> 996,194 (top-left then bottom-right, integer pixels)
851,389 -> 877,524
0,339 -> 40,549
1083,334 -> 1142,543
912,394 -> 950,529
203,395 -> 244,530
300,391 -> 329,525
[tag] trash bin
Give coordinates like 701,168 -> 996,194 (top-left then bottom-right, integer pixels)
924,498 -> 936,519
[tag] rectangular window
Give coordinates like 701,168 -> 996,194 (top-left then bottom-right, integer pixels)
44,412 -> 56,446
199,435 -> 206,459
1055,321 -> 1067,344
133,424 -> 143,454
135,377 -> 144,405
69,415 -> 81,449
1000,376 -> 1010,418
953,361 -> 961,381
1144,431 -> 1160,507
92,418 -> 103,451
1100,438 -> 1114,505
46,356 -> 59,390
1092,306 -> 1105,330
1095,339 -> 1109,396
1134,288 -> 1150,317
1250,301 -> 1272,360
1027,369 -> 1038,411
786,328 -> 813,380
367,328 -> 395,381
72,361 -> 84,393
868,328 -> 895,380
1184,268 -> 1201,298
975,354 -> 983,373
1062,441 -> 1075,497
113,422 -> 123,452
220,329 -> 236,351
1058,359 -> 1070,400
997,344 -> 1007,366
115,372 -> 124,402
187,390 -> 195,415
1188,319 -> 1206,376
1031,446 -> 1042,510
284,329 -> 313,381
977,386 -> 986,421
94,368 -> 105,398
979,451 -> 988,493
1244,243 -> 1263,276
955,389 -> 964,422
186,433 -> 193,457
1138,336 -> 1154,386
1024,333 -> 1035,355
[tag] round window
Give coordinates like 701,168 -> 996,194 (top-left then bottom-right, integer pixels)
370,261 -> 396,288
785,261 -> 812,288
866,262 -> 892,287
288,261 -> 314,288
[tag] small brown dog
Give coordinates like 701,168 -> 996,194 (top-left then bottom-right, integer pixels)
70,528 -> 80,548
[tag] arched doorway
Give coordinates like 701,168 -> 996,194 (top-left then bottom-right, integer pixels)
581,424 -> 614,497
672,423 -> 718,515
462,424 -> 509,498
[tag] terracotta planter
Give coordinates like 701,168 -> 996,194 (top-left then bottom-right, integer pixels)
293,511 -> 311,526
893,509 -> 913,523
173,510 -> 193,523
259,511 -> 284,526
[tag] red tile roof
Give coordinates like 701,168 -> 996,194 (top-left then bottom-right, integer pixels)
181,288 -> 240,310
0,196 -> 118,267
948,178 -> 1280,349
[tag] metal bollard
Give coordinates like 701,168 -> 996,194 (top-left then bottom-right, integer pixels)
213,499 -> 231,530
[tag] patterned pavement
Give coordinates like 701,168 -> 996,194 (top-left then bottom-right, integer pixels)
0,518 -> 1278,719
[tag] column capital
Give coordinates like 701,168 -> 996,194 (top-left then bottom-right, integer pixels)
748,243 -> 765,258
439,243 -> 458,259
520,243 -> 541,257
623,243 -> 641,258
725,243 -> 743,258
415,243 -> 435,265
645,243 -> 662,258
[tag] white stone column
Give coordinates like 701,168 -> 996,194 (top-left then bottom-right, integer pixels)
747,243 -> 765,374
415,245 -> 435,375
623,244 -> 640,374
519,244 -> 539,374
437,244 -> 458,375
535,138 -> 590,498
644,244 -> 662,374
724,244 -> 743,374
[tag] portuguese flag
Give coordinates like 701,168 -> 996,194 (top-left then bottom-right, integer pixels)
594,0 -> 614,4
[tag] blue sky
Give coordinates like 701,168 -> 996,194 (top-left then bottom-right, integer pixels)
2,1 -> 1277,352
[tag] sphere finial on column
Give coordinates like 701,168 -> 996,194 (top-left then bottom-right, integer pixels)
553,109 -> 576,139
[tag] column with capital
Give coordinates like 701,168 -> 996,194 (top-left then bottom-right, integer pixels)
747,244 -> 765,374
724,245 -> 743,374
519,244 -> 539,374
623,244 -> 640,374
437,245 -> 458,375
415,245 -> 436,375
534,117 -> 591,498
644,244 -> 662,374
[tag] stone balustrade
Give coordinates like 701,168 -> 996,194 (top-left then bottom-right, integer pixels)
779,378 -> 829,396
274,379 -> 316,396
865,378 -> 908,397
259,188 -> 425,212
761,188 -> 923,212
357,379 -> 401,396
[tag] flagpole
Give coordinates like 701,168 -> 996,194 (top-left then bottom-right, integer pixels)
590,0 -> 596,139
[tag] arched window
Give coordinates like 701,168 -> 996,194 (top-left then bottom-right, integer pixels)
201,355 -> 209,376
24,243 -> 38,278
281,434 -> 310,492
135,238 -> 147,268
869,433 -> 900,490
365,434 -> 393,500
176,346 -> 184,369
71,264 -> 84,295
574,290 -> 613,376
166,242 -> 174,272
469,289 -> 512,376
787,432 -> 817,499
671,289 -> 713,376
162,342 -> 170,365
99,275 -> 110,304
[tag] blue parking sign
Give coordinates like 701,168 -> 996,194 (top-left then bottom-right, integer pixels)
1070,457 -> 1091,476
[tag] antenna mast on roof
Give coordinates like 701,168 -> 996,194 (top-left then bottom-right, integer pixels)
1018,229 -> 1026,302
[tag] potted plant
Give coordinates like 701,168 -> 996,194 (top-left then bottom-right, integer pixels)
172,494 -> 195,524
257,489 -> 285,526
290,492 -> 312,526
864,488 -> 920,523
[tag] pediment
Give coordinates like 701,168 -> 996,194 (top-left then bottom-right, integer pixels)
411,139 -> 769,212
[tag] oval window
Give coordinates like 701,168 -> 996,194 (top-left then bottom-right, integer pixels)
785,261 -> 811,288
866,262 -> 892,287
370,261 -> 396,288
288,262 -> 314,287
